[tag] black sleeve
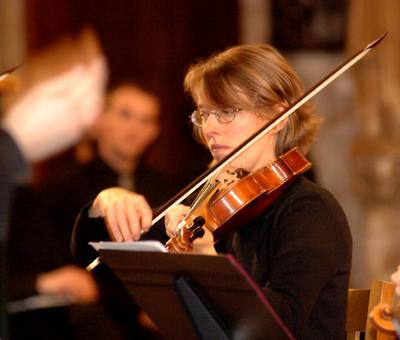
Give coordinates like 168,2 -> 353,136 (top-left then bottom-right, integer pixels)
0,129 -> 30,184
0,129 -> 30,231
264,192 -> 352,337
0,130 -> 31,300
70,202 -> 110,266
8,187 -> 68,299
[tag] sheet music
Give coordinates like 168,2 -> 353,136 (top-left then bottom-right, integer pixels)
89,240 -> 167,253
8,294 -> 71,314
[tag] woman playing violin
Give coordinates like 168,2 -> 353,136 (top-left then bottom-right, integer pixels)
71,44 -> 352,339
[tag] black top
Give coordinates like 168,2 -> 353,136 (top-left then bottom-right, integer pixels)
0,129 -> 28,239
0,129 -> 29,340
71,177 -> 352,340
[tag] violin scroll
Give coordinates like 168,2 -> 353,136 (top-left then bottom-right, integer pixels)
165,216 -> 206,252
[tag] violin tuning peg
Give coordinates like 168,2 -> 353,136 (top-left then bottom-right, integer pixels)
188,216 -> 205,231
189,227 -> 205,242
196,228 -> 205,238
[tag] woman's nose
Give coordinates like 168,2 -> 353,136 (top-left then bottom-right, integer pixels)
202,114 -> 220,137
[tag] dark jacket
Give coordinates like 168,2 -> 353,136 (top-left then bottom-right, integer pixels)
0,129 -> 29,340
221,177 -> 352,339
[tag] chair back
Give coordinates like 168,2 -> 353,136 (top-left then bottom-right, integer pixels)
346,288 -> 370,340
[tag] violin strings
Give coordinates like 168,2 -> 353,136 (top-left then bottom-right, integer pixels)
181,171 -> 221,224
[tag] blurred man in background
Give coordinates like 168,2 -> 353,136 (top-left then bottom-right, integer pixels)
7,81 -> 176,339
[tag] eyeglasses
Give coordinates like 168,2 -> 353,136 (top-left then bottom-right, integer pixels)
190,108 -> 241,127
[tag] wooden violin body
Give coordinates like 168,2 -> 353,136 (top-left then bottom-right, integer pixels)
206,147 -> 311,240
166,147 -> 311,252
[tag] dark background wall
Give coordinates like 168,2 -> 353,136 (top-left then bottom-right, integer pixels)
25,0 -> 239,187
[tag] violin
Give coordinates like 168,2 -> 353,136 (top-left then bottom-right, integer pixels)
166,147 -> 311,251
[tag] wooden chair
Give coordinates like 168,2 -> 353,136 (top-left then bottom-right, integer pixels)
346,288 -> 370,340
365,280 -> 397,340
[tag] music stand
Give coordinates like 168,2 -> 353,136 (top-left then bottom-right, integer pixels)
99,249 -> 294,340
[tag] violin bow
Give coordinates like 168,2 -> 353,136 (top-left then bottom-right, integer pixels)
86,33 -> 386,271
151,32 -> 387,226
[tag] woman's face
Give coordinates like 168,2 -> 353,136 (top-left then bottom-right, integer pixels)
198,97 -> 278,172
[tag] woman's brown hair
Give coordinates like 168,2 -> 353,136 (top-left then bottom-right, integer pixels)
184,44 -> 321,155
